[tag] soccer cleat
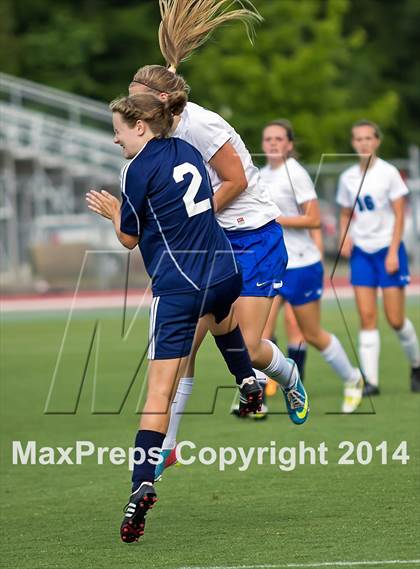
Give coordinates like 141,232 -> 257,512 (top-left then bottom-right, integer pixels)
250,402 -> 268,420
281,358 -> 309,425
362,382 -> 380,397
238,376 -> 263,416
342,376 -> 363,413
120,481 -> 157,543
410,366 -> 420,393
154,447 -> 178,481
230,402 -> 245,417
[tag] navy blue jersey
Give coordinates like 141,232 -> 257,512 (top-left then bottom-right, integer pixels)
120,137 -> 238,296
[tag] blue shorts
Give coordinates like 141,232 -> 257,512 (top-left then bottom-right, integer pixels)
280,261 -> 324,306
350,243 -> 410,288
148,272 -> 242,360
225,221 -> 288,297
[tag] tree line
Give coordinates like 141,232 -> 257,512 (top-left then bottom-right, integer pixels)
1,0 -> 419,161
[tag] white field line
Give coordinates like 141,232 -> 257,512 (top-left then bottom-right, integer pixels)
179,560 -> 420,569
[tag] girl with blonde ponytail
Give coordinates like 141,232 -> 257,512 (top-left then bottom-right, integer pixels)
130,0 -> 309,485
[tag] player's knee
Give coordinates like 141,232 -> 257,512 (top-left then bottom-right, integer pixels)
360,311 -> 376,329
302,329 -> 319,347
387,315 -> 404,331
244,339 -> 262,364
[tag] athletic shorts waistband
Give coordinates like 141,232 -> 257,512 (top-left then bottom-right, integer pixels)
224,219 -> 279,238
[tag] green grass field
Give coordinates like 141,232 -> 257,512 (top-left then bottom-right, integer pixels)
1,298 -> 419,569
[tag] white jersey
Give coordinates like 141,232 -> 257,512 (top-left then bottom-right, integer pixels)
337,158 -> 409,253
173,102 -> 279,230
259,158 -> 321,269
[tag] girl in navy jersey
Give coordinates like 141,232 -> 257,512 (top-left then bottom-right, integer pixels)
87,91 -> 264,542
128,1 -> 309,474
338,120 -> 420,395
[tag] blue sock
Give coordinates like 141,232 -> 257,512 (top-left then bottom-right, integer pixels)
214,326 -> 255,385
287,344 -> 307,382
131,429 -> 165,491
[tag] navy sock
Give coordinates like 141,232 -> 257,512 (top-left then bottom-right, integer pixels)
131,429 -> 165,491
214,326 -> 255,385
287,344 -> 307,382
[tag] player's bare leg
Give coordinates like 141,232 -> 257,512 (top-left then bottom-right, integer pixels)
262,295 -> 282,340
234,296 -> 276,367
255,295 -> 283,403
121,356 -> 189,543
383,287 -> 420,391
284,302 -> 308,382
354,286 -> 381,395
292,300 -> 330,351
157,318 -> 208,477
382,286 -> 405,330
293,300 -> 362,412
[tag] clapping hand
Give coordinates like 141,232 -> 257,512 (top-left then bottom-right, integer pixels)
86,190 -> 120,221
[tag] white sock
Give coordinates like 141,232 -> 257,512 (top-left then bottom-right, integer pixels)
358,329 -> 380,386
261,340 -> 297,388
396,319 -> 420,367
162,377 -> 194,451
321,334 -> 360,384
253,368 -> 267,384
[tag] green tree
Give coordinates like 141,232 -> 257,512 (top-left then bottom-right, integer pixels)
345,0 -> 420,153
181,0 -> 399,161
3,0 -> 162,101
3,0 -> 416,159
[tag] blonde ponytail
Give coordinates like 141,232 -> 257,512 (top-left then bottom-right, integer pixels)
158,0 -> 263,69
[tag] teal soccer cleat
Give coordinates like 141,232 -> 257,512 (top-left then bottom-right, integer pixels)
281,358 -> 309,425
154,447 -> 178,481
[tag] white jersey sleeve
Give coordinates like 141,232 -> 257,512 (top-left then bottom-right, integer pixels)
388,164 -> 409,201
286,159 -> 317,204
177,105 -> 231,163
336,173 -> 353,208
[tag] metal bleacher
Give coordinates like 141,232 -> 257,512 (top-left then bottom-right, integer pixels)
0,72 -> 124,284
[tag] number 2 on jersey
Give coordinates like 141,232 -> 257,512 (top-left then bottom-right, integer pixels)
173,162 -> 211,218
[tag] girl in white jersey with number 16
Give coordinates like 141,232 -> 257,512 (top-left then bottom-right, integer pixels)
260,120 -> 363,413
337,120 -> 420,395
129,0 -> 309,470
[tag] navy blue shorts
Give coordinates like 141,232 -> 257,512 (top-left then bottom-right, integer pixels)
350,243 -> 410,288
280,261 -> 324,306
225,221 -> 288,297
148,272 -> 242,360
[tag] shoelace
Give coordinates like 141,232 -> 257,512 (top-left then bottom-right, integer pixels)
286,388 -> 305,410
